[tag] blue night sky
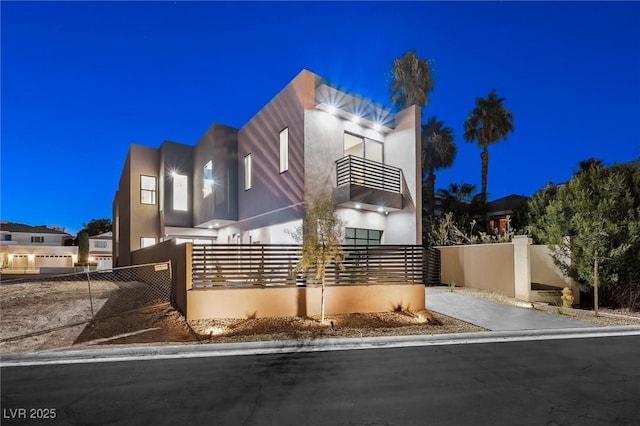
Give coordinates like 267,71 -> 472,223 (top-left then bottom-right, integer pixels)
2,1 -> 639,235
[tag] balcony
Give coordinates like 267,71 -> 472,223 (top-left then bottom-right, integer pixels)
334,155 -> 404,212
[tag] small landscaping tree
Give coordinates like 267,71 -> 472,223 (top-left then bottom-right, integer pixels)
296,193 -> 346,324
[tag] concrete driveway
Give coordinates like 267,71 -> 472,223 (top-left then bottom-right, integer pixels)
427,287 -> 595,331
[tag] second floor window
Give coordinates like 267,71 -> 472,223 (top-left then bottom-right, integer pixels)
141,175 -> 157,205
244,154 -> 252,190
279,127 -> 289,173
203,160 -> 213,198
31,236 -> 44,243
95,241 -> 108,249
344,132 -> 383,163
173,173 -> 188,211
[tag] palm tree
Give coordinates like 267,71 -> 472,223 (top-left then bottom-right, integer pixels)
422,116 -> 456,216
389,50 -> 434,109
437,182 -> 486,232
437,183 -> 476,216
463,89 -> 514,201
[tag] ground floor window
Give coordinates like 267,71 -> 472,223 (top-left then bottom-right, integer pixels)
140,237 -> 156,248
344,227 -> 382,246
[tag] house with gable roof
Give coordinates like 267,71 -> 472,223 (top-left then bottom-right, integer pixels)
0,221 -> 77,274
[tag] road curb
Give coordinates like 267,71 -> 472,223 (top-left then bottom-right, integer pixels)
3,326 -> 640,367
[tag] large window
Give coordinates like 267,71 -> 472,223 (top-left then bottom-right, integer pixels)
203,160 -> 213,198
95,241 -> 108,248
140,175 -> 157,205
279,127 -> 289,173
244,154 -> 252,190
140,237 -> 156,248
173,173 -> 188,211
344,227 -> 382,246
343,132 -> 383,163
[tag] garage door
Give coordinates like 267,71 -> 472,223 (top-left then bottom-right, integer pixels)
35,255 -> 72,268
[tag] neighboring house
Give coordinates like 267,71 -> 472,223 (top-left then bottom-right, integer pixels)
486,194 -> 527,233
0,222 -> 77,274
89,231 -> 113,270
113,69 -> 422,266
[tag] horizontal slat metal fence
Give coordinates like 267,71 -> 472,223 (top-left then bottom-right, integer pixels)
192,244 -> 424,288
336,155 -> 402,193
424,247 -> 441,285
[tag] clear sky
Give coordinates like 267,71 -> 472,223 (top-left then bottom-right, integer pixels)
2,1 -> 639,235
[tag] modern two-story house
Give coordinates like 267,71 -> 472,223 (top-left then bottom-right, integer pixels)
113,70 -> 421,266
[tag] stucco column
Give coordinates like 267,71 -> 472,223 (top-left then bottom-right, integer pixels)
513,236 -> 532,301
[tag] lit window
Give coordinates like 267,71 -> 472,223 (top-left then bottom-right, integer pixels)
141,175 -> 157,205
365,139 -> 383,163
95,241 -> 108,248
31,236 -> 45,243
244,154 -> 252,190
344,133 -> 364,158
343,132 -> 383,162
203,160 -> 213,197
173,173 -> 188,211
140,237 -> 156,248
344,227 -> 382,246
279,127 -> 289,173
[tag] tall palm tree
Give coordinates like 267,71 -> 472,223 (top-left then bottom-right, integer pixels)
463,89 -> 514,201
389,50 -> 434,109
422,116 -> 456,216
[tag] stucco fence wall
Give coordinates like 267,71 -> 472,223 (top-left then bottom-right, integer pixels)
187,284 -> 424,321
438,236 -> 580,304
131,241 -> 425,320
131,239 -> 191,315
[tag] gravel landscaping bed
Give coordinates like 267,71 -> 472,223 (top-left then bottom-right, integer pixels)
188,310 -> 485,344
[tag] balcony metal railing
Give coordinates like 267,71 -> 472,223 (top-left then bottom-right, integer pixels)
336,155 -> 402,193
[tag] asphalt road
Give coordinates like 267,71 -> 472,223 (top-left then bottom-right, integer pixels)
2,336 -> 640,425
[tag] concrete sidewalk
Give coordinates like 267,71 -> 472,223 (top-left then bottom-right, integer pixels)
427,287 -> 595,331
